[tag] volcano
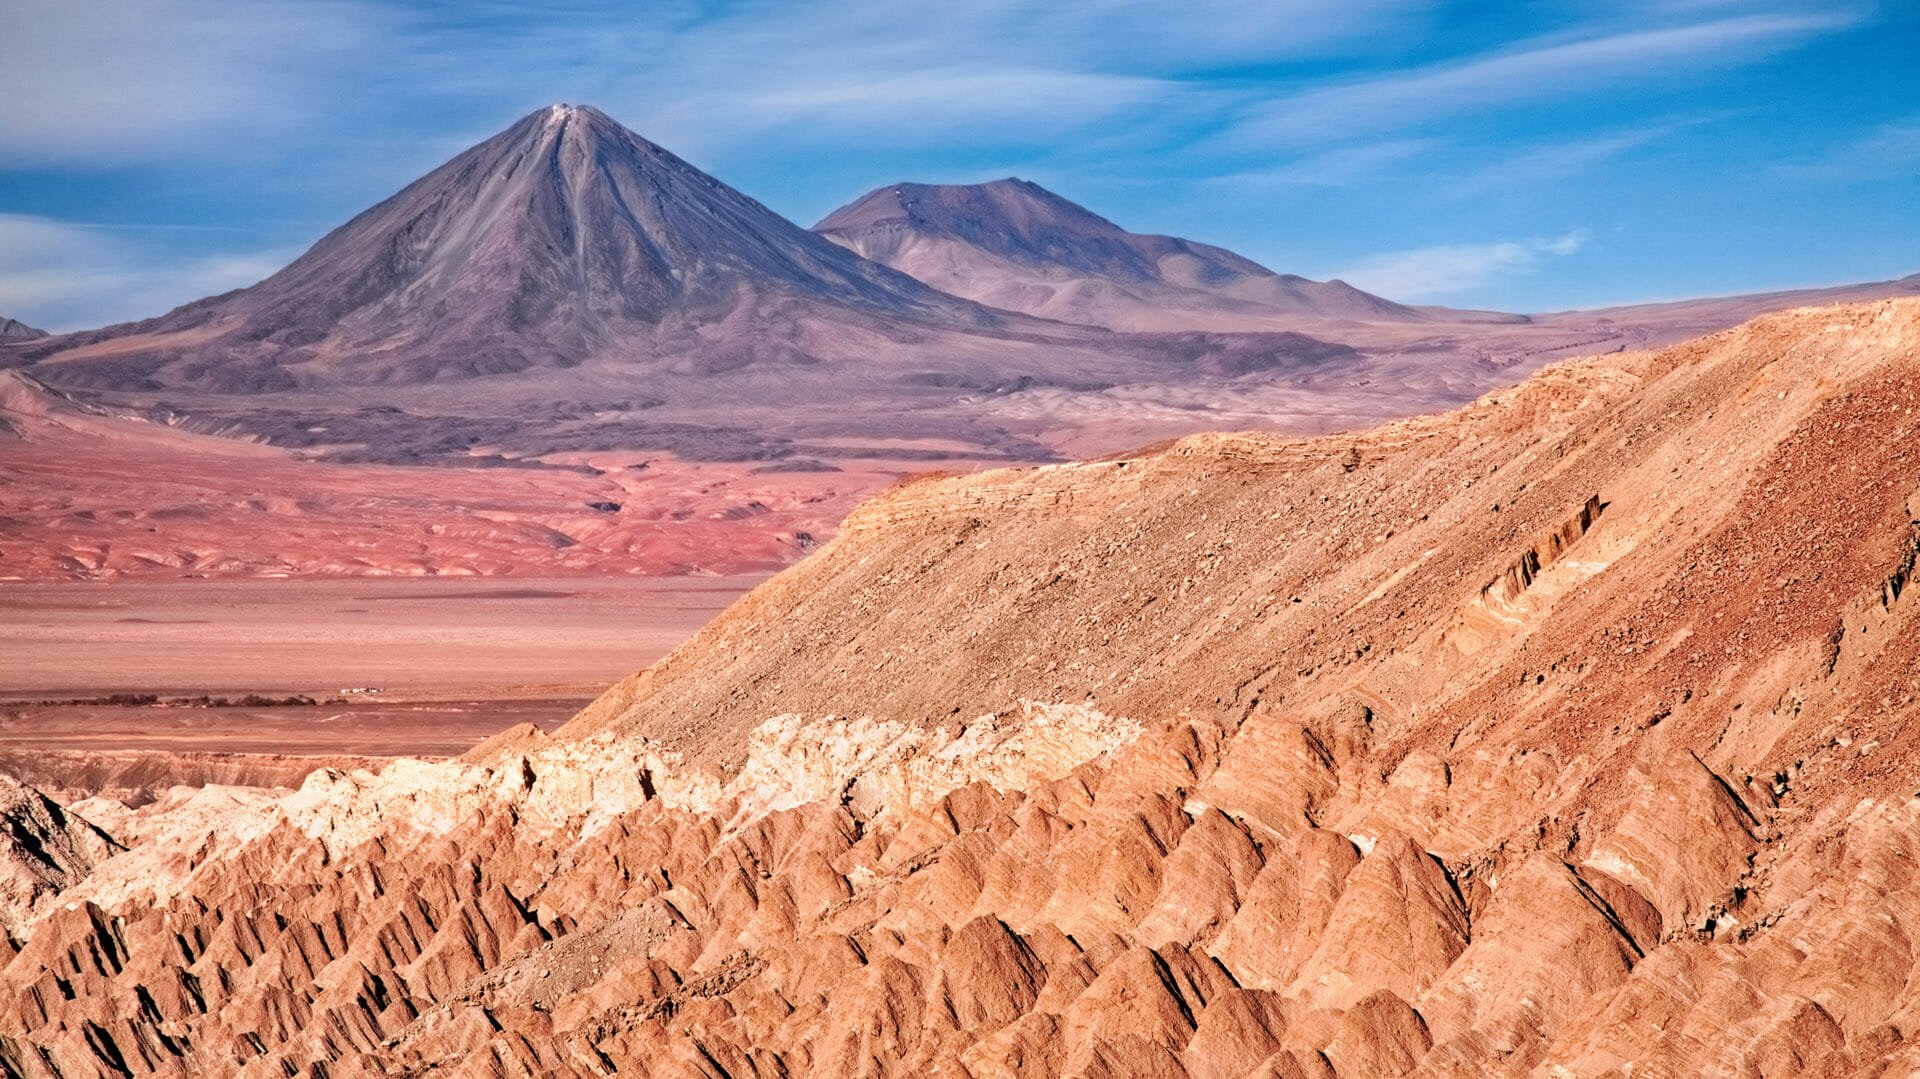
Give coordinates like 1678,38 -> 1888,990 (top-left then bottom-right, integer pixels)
18,106 -> 1004,393
816,178 -> 1425,331
10,107 -> 1397,466
14,105 -> 1851,477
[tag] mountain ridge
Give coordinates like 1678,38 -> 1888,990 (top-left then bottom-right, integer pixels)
815,177 -> 1427,331
8,105 -> 1912,490
6,106 -> 1400,473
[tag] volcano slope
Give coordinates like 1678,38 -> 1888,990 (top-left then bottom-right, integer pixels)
814,179 -> 1423,332
5,298 -> 1920,1076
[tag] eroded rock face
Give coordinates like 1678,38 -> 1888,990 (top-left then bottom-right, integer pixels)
8,299 -> 1920,1075
0,775 -> 121,938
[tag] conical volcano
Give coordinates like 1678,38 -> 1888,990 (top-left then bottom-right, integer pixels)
23,106 -> 999,391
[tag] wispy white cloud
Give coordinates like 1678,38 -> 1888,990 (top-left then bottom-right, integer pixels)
1332,230 -> 1590,300
1442,116 -> 1721,198
1201,139 -> 1440,190
0,214 -> 292,331
1222,11 -> 1860,148
330,0 -> 1423,165
727,68 -> 1173,146
0,0 -> 1898,322
984,0 -> 1432,69
0,0 -> 394,164
0,1 -> 1863,172
1778,116 -> 1920,181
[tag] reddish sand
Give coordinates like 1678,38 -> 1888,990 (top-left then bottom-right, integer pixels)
0,380 -> 904,581
0,575 -> 761,796
0,576 -> 763,696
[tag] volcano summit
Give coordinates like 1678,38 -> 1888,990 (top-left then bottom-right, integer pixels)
20,106 -> 1002,392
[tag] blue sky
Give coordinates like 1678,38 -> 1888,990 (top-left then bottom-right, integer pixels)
1,0 -> 1915,331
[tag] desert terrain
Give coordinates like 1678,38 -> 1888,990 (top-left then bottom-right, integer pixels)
4,109 -> 1912,597
0,369 -> 911,582
3,97 -> 1920,1077
0,575 -> 760,803
2,298 -> 1919,1074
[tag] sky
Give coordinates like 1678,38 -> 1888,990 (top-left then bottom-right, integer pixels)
1,0 -> 1915,331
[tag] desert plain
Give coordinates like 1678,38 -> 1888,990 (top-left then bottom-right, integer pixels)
0,575 -> 763,802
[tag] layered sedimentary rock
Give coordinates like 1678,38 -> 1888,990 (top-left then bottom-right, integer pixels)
5,299 -> 1920,1075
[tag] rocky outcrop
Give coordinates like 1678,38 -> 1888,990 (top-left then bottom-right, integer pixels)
0,776 -> 120,937
7,299 -> 1920,1074
0,318 -> 46,342
1481,493 -> 1605,606
0,751 -> 392,809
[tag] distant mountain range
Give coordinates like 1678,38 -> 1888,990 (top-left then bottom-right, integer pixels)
816,179 -> 1424,331
6,106 -> 1382,463
1,103 -> 1915,585
3,104 -> 1913,470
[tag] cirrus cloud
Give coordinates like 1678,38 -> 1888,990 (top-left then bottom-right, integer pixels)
1332,231 -> 1590,301
0,214 -> 293,332
0,0 -> 394,165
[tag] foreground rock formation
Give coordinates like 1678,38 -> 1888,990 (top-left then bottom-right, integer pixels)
5,299 -> 1920,1075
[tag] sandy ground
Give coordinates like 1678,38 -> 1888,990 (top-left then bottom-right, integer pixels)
0,377 -> 897,581
0,699 -> 596,757
0,575 -> 765,697
0,576 -> 762,793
